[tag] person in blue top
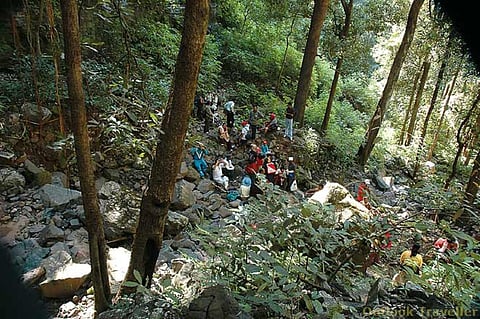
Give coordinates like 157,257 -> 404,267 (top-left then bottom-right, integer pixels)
260,140 -> 270,156
190,142 -> 209,178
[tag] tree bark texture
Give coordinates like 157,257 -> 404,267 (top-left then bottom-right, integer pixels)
320,0 -> 354,135
399,69 -> 421,145
294,0 -> 330,128
356,0 -> 424,166
60,0 -> 111,314
427,65 -> 460,160
121,0 -> 209,290
405,60 -> 430,146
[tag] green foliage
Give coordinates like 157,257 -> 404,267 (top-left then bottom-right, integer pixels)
123,269 -> 151,295
193,184 -> 388,317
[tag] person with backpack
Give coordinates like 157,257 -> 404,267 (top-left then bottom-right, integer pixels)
284,102 -> 295,141
263,113 -> 278,134
224,101 -> 235,129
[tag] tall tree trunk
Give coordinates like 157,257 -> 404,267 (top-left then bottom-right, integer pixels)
412,40 -> 452,177
399,69 -> 422,145
293,0 -> 330,128
357,0 -> 424,166
444,89 -> 480,189
120,0 -> 209,290
405,60 -> 430,146
427,64 -> 460,160
465,150 -> 480,204
320,0 -> 354,135
60,0 -> 111,314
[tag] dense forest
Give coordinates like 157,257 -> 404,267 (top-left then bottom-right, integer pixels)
0,0 -> 479,318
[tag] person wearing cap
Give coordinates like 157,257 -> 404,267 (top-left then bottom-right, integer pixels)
224,101 -> 235,128
286,156 -> 296,191
263,113 -> 278,134
190,142 -> 209,178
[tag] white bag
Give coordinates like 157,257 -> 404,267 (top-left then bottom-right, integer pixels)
290,180 -> 298,192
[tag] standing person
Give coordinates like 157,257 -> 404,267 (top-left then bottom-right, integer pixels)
194,93 -> 205,120
249,105 -> 262,141
190,142 -> 209,178
284,102 -> 295,141
224,101 -> 235,129
204,101 -> 214,133
218,123 -> 233,151
286,156 -> 296,191
238,120 -> 250,147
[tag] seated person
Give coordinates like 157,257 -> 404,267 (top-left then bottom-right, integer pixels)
212,158 -> 229,190
190,142 -> 208,178
260,140 -> 270,156
223,155 -> 235,179
434,236 -> 459,254
400,243 -> 423,272
264,113 -> 278,134
248,143 -> 261,162
240,174 -> 252,200
263,155 -> 277,183
218,123 -> 233,151
393,242 -> 423,285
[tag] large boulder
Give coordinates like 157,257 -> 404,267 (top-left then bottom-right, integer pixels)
0,168 -> 26,195
23,159 -> 52,186
107,247 -> 130,294
171,180 -> 196,211
38,184 -> 82,208
187,285 -> 244,319
308,182 -> 370,222
39,262 -> 91,298
99,182 -> 141,240
164,211 -> 189,238
21,102 -> 52,123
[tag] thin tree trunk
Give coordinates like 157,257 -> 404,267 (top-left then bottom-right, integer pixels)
405,60 -> 430,146
465,150 -> 480,204
427,64 -> 460,160
320,0 -> 354,135
412,38 -> 452,177
399,69 -> 422,145
60,0 -> 111,314
120,0 -> 209,291
276,16 -> 296,91
293,0 -> 330,128
46,0 -> 65,135
444,89 -> 480,189
357,0 -> 425,166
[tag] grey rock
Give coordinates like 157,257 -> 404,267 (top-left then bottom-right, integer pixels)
38,184 -> 82,208
171,180 -> 196,211
98,181 -> 121,199
39,223 -> 65,246
21,102 -> 52,122
51,171 -> 68,187
164,211 -> 189,238
196,179 -> 216,193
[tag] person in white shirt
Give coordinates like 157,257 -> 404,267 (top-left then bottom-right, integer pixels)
212,158 -> 229,190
